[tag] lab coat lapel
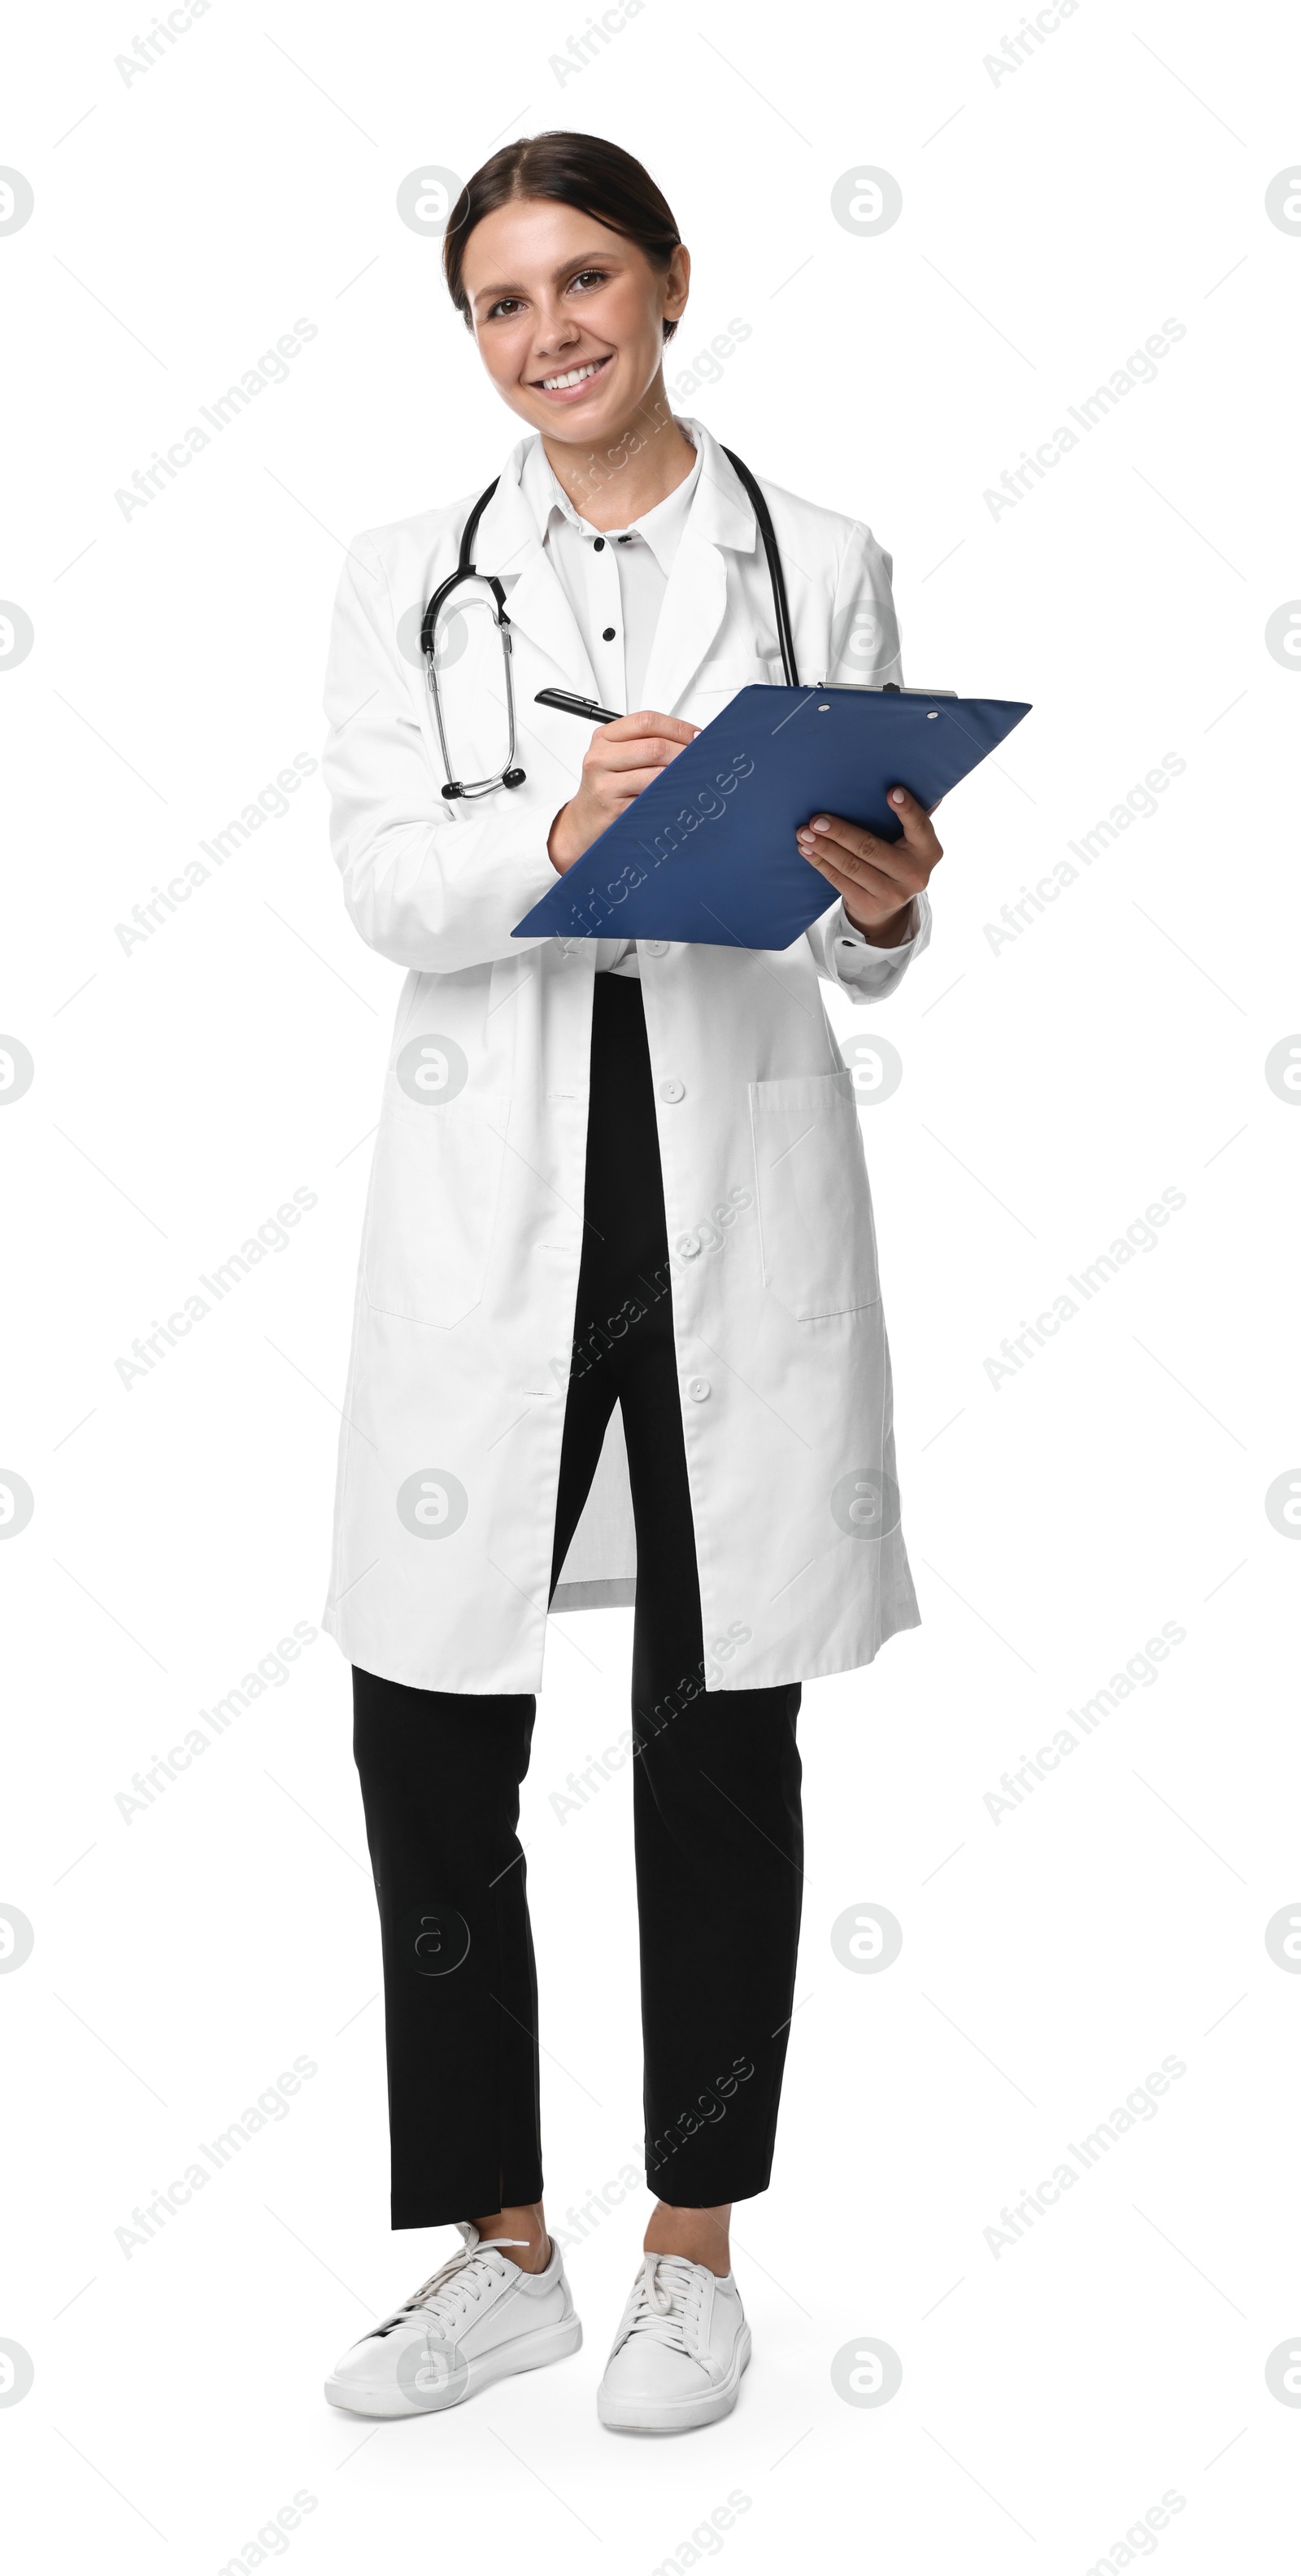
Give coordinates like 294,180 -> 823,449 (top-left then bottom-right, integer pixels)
638,425 -> 759,717
638,530 -> 727,717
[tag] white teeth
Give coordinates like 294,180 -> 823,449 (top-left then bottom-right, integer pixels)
541,360 -> 603,391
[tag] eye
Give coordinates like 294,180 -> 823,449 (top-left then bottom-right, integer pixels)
568,268 -> 609,293
485,294 -> 525,320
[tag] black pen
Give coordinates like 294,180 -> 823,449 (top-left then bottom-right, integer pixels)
534,686 -> 622,725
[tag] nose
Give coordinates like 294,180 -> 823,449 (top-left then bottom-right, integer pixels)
530,295 -> 581,361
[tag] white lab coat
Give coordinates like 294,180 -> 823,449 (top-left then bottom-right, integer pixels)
321,420 -> 931,1695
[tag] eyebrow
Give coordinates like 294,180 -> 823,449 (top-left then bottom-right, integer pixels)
470,250 -> 625,307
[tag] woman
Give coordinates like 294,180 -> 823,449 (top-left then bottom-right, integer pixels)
320,132 -> 941,2433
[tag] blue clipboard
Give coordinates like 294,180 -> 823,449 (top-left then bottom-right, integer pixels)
513,683 -> 1032,951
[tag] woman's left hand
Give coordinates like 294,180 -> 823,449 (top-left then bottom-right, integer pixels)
797,786 -> 942,947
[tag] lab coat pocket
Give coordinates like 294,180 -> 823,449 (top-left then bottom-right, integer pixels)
749,1070 -> 880,1320
364,1083 -> 507,1330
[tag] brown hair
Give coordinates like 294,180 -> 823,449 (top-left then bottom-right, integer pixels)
443,132 -> 684,342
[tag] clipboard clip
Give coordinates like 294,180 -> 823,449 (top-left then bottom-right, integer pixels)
816,680 -> 959,698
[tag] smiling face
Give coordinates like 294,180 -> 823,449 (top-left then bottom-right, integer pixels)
459,196 -> 690,450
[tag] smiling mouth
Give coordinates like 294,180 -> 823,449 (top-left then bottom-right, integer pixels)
533,355 -> 611,394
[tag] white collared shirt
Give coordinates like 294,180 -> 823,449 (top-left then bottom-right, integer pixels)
518,425 -> 917,982
520,430 -> 707,978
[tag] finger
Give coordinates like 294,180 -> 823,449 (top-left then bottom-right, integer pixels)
798,844 -> 906,912
601,766 -> 668,801
882,784 -> 943,861
606,712 -> 698,745
801,799 -> 942,878
593,735 -> 693,774
798,814 -> 920,892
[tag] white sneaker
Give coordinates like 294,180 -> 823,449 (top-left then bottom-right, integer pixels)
325,2224 -> 581,2417
597,2251 -> 751,2433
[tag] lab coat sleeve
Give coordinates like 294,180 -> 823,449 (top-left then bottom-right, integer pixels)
804,518 -> 932,1001
809,887 -> 933,999
323,534 -> 564,973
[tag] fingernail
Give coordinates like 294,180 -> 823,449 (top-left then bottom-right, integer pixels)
811,816 -> 831,830
890,788 -> 906,805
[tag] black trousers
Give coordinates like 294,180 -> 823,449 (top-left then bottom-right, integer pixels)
353,974 -> 804,2229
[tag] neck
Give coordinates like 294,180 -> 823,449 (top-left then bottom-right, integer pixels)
541,381 -> 696,530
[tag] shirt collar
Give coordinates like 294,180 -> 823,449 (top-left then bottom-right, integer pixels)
481,419 -> 758,582
519,424 -> 703,576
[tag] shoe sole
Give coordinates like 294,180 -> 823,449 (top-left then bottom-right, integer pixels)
325,2312 -> 583,2417
597,2321 -> 751,2434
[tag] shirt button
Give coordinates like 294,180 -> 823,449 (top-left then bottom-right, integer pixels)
593,536 -> 605,551
616,534 -> 632,545
602,625 -> 616,642
659,1078 -> 685,1103
688,1377 -> 711,1402
644,940 -> 668,958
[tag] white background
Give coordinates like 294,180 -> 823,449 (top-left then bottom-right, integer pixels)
2,1 -> 1299,2569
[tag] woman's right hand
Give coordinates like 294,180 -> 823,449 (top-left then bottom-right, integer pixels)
547,710 -> 699,873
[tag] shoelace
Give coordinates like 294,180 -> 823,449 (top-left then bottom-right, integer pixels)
383,2232 -> 534,2338
620,2251 -> 707,2356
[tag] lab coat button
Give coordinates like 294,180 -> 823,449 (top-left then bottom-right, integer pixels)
644,940 -> 668,958
688,1377 -> 711,1401
679,1234 -> 701,1259
659,1078 -> 685,1103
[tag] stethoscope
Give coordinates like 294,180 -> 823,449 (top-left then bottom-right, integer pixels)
420,448 -> 798,801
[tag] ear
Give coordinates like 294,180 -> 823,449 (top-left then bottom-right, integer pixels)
662,242 -> 691,326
